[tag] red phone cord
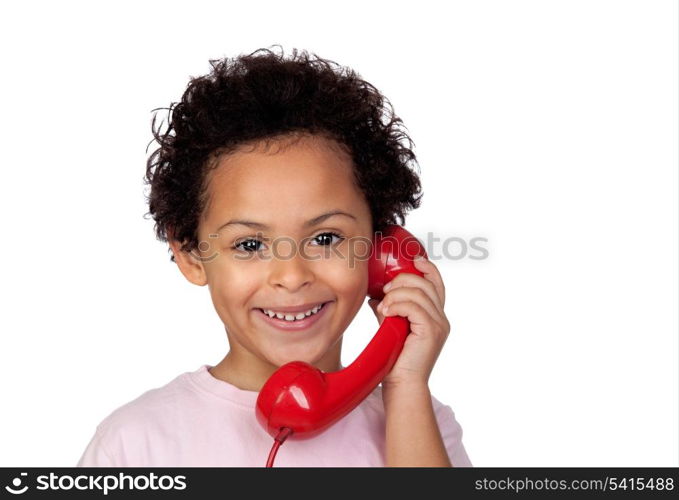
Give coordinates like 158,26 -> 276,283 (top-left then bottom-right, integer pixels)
265,427 -> 293,467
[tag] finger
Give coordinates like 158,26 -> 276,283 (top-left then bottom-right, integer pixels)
381,300 -> 447,339
384,272 -> 442,310
413,256 -> 446,308
379,286 -> 443,326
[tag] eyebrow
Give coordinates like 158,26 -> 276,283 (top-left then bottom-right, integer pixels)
216,210 -> 357,232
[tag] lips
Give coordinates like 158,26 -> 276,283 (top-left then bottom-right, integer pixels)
255,301 -> 331,332
257,301 -> 327,314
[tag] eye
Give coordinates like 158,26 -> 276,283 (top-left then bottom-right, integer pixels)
233,238 -> 264,253
232,232 -> 343,254
311,231 -> 343,246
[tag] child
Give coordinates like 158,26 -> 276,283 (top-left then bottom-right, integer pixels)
77,46 -> 472,467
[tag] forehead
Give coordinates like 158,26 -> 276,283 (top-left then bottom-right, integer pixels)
204,135 -> 364,224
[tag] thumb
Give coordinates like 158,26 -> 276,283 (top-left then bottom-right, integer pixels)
367,298 -> 385,325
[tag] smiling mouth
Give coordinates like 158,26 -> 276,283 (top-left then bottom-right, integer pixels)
254,301 -> 333,332
257,301 -> 330,321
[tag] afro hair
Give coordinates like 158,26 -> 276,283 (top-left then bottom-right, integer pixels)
143,45 -> 423,262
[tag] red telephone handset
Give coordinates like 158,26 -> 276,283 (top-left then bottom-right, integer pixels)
256,225 -> 427,466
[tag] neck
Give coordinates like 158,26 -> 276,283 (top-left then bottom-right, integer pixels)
209,339 -> 343,392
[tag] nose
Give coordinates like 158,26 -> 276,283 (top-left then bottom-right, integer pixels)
267,239 -> 315,291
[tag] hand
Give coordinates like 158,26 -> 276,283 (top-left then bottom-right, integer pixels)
367,255 -> 451,388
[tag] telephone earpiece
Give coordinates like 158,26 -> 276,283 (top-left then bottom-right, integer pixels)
256,225 -> 427,448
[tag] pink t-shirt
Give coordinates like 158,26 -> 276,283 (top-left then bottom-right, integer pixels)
77,364 -> 472,467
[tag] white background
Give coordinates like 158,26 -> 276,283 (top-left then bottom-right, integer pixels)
0,0 -> 676,467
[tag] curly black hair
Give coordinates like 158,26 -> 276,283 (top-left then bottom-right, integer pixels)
143,45 -> 423,262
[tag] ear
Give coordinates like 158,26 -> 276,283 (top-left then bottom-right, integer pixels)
167,226 -> 208,287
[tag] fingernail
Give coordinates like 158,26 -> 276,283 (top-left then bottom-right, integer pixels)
383,282 -> 392,291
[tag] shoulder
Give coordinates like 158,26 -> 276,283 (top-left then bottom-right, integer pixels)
98,371 -> 191,433
357,385 -> 459,429
363,385 -> 473,467
429,392 -> 473,467
361,384 -> 459,420
78,369 -> 196,466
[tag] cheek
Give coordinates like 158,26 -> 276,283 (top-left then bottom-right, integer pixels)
206,263 -> 261,312
321,259 -> 369,304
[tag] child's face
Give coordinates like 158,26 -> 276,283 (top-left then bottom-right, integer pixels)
172,134 -> 373,379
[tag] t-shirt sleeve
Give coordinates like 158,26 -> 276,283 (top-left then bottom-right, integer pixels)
435,403 -> 473,467
76,427 -> 117,467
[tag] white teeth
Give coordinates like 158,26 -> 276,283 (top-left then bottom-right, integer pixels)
262,303 -> 325,322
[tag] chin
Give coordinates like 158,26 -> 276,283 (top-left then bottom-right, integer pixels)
266,343 -> 330,369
